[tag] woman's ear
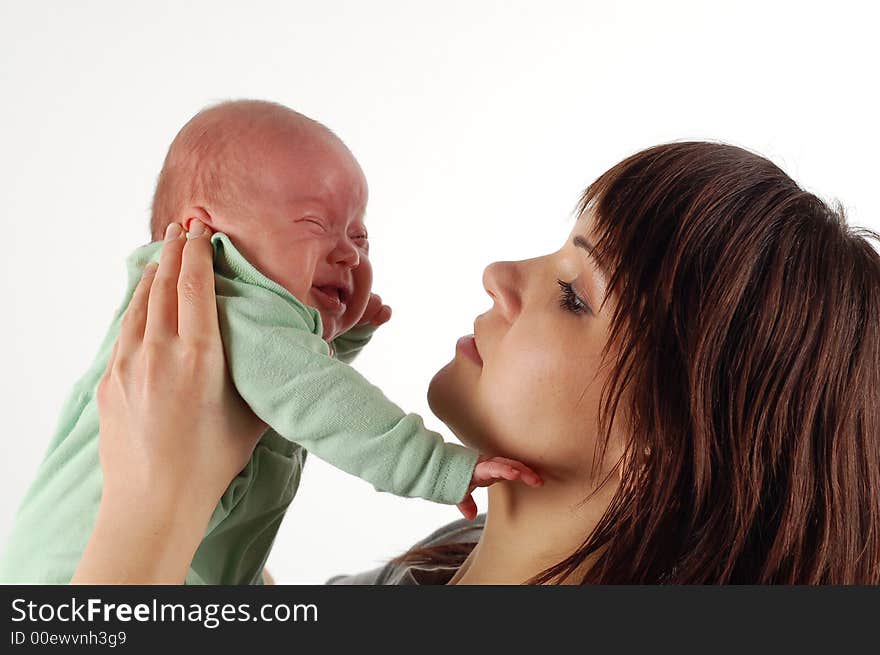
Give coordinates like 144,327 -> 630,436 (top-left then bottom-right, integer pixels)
180,206 -> 213,233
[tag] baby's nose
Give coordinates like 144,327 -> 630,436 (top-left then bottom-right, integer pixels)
334,237 -> 360,267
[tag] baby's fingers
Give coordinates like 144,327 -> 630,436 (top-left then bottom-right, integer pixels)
357,294 -> 392,327
457,494 -> 478,521
371,304 -> 392,327
472,461 -> 521,487
484,456 -> 543,487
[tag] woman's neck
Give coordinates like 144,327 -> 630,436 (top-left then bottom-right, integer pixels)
449,471 -> 618,585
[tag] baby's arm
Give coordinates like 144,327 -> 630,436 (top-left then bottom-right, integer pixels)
214,275 -> 478,505
331,324 -> 376,364
331,297 -> 542,516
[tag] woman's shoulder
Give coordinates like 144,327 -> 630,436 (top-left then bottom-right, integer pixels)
327,515 -> 485,586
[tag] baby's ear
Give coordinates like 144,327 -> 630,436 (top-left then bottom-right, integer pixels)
180,206 -> 213,232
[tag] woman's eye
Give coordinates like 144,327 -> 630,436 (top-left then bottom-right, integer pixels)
556,279 -> 591,315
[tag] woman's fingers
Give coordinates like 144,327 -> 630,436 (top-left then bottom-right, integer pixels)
145,223 -> 186,341
116,263 -> 158,358
177,220 -> 219,344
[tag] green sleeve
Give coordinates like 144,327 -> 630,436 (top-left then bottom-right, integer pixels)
332,324 -> 377,364
210,235 -> 478,505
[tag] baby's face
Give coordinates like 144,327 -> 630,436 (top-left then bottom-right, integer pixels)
214,136 -> 372,341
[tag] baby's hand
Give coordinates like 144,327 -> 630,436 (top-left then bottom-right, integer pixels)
457,456 -> 544,520
357,293 -> 392,328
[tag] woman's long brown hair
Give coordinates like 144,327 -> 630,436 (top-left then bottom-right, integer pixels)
405,142 -> 880,583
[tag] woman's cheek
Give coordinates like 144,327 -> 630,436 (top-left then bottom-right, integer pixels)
492,331 -> 577,400
483,322 -> 610,466
476,343 -> 572,454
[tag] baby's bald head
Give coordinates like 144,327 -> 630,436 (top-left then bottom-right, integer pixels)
149,100 -> 347,240
148,100 -> 371,341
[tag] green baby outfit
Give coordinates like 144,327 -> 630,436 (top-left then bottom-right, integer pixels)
0,233 -> 478,584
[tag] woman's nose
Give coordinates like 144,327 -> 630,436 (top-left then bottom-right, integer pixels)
332,237 -> 360,268
482,260 -> 522,322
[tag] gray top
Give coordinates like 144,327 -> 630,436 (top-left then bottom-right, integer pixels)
327,515 -> 485,585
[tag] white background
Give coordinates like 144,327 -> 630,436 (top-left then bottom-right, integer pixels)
1,1 -> 877,584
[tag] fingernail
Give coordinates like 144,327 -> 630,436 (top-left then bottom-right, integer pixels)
165,223 -> 182,241
141,263 -> 158,278
187,219 -> 206,239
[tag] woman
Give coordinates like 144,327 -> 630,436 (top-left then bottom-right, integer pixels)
75,142 -> 880,584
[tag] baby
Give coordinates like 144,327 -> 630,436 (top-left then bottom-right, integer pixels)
0,100 -> 540,584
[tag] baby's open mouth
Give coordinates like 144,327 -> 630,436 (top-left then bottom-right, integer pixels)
311,285 -> 348,314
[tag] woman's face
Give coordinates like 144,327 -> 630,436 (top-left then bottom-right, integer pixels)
428,214 -> 623,479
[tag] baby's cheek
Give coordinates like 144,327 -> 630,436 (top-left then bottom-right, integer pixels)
353,283 -> 373,321
331,304 -> 359,337
319,310 -> 340,341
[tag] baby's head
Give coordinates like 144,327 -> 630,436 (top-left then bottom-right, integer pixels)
150,100 -> 371,341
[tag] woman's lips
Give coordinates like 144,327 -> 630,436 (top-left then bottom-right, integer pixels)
310,285 -> 347,315
456,334 -> 483,366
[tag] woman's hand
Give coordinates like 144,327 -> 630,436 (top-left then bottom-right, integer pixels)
72,220 -> 266,584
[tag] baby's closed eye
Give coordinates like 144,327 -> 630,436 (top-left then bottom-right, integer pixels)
297,217 -> 327,231
350,231 -> 369,250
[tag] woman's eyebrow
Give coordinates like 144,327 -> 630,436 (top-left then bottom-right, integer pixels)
573,235 -> 606,274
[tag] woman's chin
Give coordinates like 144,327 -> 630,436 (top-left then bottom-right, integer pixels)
427,362 -> 482,450
427,362 -> 455,420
